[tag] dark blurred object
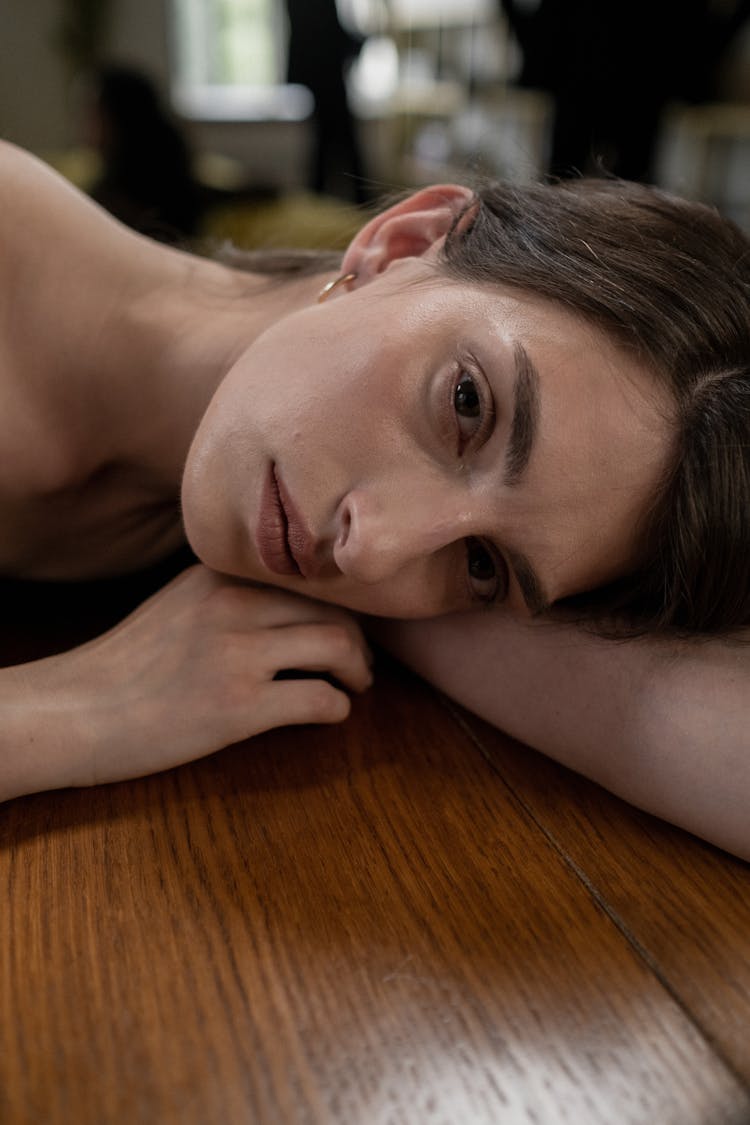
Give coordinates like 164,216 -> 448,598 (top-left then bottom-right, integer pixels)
284,0 -> 368,203
86,63 -> 202,243
56,0 -> 112,75
500,0 -> 750,181
0,544 -> 197,667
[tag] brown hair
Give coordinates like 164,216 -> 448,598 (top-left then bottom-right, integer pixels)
440,178 -> 750,637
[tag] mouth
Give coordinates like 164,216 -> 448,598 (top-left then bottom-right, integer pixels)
256,463 -> 303,577
257,463 -> 324,579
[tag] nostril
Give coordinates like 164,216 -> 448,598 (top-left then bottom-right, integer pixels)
337,504 -> 352,550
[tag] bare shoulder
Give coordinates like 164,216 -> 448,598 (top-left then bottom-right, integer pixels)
0,141 -> 85,237
0,141 -> 130,272
0,144 -> 132,504
0,138 -> 53,190
0,138 -> 61,189
0,139 -> 105,213
0,144 -> 185,576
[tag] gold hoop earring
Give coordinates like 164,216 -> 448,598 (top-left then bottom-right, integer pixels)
317,272 -> 357,303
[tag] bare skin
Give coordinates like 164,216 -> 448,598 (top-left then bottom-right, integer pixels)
0,141 -> 747,860
0,567 -> 372,800
370,614 -> 750,861
0,142 -> 374,797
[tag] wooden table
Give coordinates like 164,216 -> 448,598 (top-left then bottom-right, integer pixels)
2,572 -> 750,1124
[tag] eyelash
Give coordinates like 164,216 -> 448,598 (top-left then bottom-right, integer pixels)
444,365 -> 506,605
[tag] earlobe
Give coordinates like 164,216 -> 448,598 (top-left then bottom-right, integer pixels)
340,184 -> 475,284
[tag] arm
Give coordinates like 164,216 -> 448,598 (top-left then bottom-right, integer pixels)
0,566 -> 372,803
370,612 -> 750,860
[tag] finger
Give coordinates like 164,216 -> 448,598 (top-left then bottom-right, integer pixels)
206,580 -> 369,637
256,678 -> 352,730
259,623 -> 374,693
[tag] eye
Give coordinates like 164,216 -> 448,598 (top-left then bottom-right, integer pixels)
448,367 -> 495,455
455,372 -> 480,418
453,372 -> 482,445
465,537 -> 502,603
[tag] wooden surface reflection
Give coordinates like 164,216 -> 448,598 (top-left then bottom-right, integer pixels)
1,580 -> 750,1123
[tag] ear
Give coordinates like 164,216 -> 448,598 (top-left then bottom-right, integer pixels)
340,184 -> 475,284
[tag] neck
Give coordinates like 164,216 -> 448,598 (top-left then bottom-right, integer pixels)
72,247 -> 335,496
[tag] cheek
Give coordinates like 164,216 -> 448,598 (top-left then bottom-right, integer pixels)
234,331 -> 362,435
307,559 -> 458,619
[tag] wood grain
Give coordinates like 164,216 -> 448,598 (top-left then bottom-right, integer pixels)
455,702 -> 750,1086
2,649 -> 749,1124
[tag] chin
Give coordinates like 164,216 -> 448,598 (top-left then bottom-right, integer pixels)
180,492 -> 231,577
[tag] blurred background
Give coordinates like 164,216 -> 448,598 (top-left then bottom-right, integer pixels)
1,0 -> 748,249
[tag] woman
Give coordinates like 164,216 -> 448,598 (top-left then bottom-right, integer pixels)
0,141 -> 748,856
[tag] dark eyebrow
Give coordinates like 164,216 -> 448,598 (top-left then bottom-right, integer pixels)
505,546 -> 550,616
502,343 -> 548,614
504,341 -> 540,486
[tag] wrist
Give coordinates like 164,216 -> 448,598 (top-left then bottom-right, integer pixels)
0,657 -> 95,801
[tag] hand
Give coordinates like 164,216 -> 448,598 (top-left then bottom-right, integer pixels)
4,565 -> 373,796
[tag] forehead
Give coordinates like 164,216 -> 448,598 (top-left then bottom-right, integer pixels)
489,288 -> 665,420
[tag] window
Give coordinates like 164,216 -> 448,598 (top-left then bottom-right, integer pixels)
170,0 -> 500,121
171,0 -> 313,120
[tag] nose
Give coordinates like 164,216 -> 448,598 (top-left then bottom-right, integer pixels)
332,484 -> 470,584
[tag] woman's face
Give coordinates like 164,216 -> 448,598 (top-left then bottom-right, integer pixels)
181,257 -> 672,620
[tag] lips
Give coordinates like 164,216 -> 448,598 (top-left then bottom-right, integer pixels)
256,463 -> 302,577
257,463 -> 322,579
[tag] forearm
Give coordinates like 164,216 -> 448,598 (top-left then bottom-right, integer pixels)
0,657 -> 94,802
370,612 -> 750,859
